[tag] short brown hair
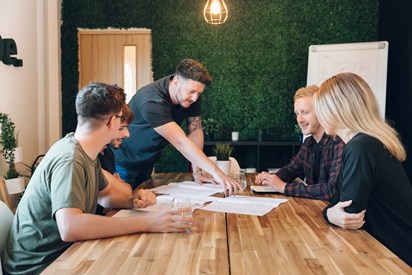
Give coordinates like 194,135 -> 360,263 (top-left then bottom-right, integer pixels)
122,104 -> 134,125
175,59 -> 212,85
76,82 -> 126,119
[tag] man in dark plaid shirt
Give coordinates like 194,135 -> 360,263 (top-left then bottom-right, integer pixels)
255,85 -> 345,201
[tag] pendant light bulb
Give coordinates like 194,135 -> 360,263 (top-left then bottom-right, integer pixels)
204,0 -> 228,25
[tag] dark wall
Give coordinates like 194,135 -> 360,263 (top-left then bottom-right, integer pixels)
61,0 -> 379,172
379,0 -> 412,178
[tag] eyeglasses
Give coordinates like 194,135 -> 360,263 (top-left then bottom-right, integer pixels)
114,115 -> 126,124
106,114 -> 126,125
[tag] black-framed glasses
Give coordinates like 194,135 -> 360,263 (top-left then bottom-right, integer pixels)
106,114 -> 126,125
114,115 -> 126,124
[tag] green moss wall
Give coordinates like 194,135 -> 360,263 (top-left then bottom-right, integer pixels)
61,0 -> 378,172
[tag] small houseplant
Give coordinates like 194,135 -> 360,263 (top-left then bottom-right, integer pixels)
213,143 -> 233,161
213,143 -> 233,175
0,112 -> 25,195
202,118 -> 219,141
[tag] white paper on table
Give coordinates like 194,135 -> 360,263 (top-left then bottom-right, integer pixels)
201,195 -> 288,216
134,195 -> 215,212
170,181 -> 224,192
150,181 -> 223,197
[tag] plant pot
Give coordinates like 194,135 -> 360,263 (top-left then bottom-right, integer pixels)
231,131 -> 239,141
216,160 -> 231,175
5,177 -> 25,194
14,147 -> 24,163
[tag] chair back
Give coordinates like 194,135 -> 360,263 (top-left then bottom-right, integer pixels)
0,200 -> 14,257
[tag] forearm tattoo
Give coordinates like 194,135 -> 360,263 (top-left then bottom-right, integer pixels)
188,116 -> 202,134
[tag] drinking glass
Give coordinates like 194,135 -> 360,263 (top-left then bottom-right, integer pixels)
234,171 -> 247,191
171,198 -> 192,233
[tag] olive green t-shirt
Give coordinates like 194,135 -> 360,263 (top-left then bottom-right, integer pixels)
2,133 -> 108,274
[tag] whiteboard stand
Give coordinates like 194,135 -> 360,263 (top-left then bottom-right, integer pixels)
307,41 -> 389,117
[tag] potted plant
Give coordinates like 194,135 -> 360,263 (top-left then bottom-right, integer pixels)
0,112 -> 25,195
202,118 -> 219,141
213,143 -> 233,175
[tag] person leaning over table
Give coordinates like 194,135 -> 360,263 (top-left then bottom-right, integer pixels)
2,83 -> 192,275
313,72 -> 412,266
96,104 -> 156,216
114,58 -> 240,194
255,85 -> 345,200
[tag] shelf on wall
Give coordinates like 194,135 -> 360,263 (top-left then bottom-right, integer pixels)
203,140 -> 301,172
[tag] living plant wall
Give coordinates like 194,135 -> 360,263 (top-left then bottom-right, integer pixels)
61,0 -> 378,172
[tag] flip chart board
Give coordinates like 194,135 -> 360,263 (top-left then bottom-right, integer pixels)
307,41 -> 388,117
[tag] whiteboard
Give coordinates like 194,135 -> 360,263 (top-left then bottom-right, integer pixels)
307,41 -> 388,117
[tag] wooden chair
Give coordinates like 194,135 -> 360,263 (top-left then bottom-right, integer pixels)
0,200 -> 14,274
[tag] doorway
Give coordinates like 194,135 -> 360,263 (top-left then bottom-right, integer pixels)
78,29 -> 153,102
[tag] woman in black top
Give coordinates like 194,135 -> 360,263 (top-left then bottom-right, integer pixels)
313,72 -> 412,266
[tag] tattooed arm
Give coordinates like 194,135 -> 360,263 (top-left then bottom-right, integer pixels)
187,116 -> 204,172
187,116 -> 214,183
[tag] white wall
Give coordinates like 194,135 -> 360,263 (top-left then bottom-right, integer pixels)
0,0 -> 61,191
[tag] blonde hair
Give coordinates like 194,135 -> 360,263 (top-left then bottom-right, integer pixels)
313,72 -> 406,162
293,85 -> 319,102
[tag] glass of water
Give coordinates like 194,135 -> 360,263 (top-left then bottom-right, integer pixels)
171,198 -> 192,233
234,171 -> 247,191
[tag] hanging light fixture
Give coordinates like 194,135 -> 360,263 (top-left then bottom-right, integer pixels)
203,0 -> 228,25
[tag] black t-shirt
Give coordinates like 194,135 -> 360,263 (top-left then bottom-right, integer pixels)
98,147 -> 116,174
114,75 -> 202,168
96,146 -> 116,215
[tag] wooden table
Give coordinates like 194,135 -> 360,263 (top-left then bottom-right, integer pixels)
42,173 -> 412,274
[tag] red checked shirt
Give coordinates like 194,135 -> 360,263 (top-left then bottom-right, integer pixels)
276,133 -> 345,201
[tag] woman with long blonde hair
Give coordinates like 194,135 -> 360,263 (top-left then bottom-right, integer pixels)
313,72 -> 412,266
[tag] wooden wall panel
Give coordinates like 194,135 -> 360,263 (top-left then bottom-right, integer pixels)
78,30 -> 153,96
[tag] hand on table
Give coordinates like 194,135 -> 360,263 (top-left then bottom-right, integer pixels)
193,174 -> 217,185
213,172 -> 241,196
255,172 -> 286,193
327,200 -> 366,229
131,189 -> 157,208
143,208 -> 193,233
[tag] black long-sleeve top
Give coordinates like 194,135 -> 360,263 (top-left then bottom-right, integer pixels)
323,133 -> 412,266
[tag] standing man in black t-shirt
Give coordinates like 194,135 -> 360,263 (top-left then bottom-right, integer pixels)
114,59 -> 240,194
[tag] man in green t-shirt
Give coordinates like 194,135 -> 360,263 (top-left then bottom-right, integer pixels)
2,83 -> 192,275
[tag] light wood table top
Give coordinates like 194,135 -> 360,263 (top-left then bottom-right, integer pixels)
228,175 -> 412,274
42,173 -> 228,275
42,173 -> 412,274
